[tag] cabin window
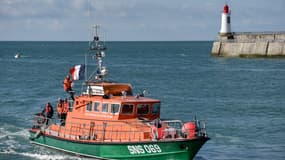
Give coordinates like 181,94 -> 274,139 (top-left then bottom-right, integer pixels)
111,104 -> 120,114
137,104 -> 149,115
152,103 -> 160,114
94,102 -> 100,112
122,104 -> 134,114
86,101 -> 92,111
102,103 -> 109,113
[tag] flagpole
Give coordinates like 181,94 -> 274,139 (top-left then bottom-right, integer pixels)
85,53 -> 87,82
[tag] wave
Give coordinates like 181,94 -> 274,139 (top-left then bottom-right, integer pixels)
0,126 -> 30,140
0,148 -> 84,160
0,125 -> 95,160
0,126 -> 30,155
213,133 -> 242,144
20,152 -> 82,160
179,53 -> 188,57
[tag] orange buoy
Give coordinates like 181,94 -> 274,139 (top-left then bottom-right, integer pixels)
183,122 -> 197,138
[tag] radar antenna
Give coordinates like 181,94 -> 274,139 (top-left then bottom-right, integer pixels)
89,25 -> 108,81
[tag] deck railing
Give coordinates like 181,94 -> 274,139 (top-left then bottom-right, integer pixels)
32,114 -> 208,142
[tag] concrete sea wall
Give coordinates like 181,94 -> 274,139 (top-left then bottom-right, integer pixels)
212,32 -> 285,57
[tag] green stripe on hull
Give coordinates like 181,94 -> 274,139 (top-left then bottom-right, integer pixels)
30,132 -> 208,160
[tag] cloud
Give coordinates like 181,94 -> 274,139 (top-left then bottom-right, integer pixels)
0,0 -> 65,20
0,0 -> 284,41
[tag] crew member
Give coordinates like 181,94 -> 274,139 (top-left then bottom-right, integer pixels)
60,99 -> 69,126
151,119 -> 164,140
63,75 -> 74,100
42,102 -> 54,125
56,98 -> 63,119
62,98 -> 69,113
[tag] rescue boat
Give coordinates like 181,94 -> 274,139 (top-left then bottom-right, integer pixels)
29,25 -> 209,160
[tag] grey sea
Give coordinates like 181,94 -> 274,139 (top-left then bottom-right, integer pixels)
0,41 -> 285,160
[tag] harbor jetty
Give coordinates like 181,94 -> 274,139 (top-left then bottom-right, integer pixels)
211,5 -> 285,57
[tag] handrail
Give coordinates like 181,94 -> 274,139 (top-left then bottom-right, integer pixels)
31,115 -> 208,142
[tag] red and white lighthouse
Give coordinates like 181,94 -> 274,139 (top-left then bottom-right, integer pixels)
220,4 -> 231,35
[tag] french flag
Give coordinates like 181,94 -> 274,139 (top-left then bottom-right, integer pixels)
70,64 -> 85,81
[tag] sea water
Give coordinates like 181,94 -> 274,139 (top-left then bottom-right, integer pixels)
0,41 -> 284,160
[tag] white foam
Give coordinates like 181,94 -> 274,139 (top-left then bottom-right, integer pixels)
0,149 -> 80,160
179,53 -> 188,57
0,126 -> 31,158
0,127 -> 30,140
214,133 -> 242,143
0,126 -> 95,160
0,148 -> 84,160
18,152 -> 79,160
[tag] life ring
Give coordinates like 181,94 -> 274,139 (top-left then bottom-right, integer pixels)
37,113 -> 46,125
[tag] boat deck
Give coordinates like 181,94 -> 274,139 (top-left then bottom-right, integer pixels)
31,115 -> 207,143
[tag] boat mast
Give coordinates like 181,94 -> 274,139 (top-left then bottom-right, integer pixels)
89,25 -> 108,81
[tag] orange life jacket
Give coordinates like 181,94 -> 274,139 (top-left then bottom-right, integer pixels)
57,103 -> 63,114
62,101 -> 69,113
63,78 -> 72,91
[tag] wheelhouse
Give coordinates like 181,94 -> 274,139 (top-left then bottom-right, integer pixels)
68,82 -> 161,121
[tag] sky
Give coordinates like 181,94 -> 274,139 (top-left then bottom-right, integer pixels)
0,0 -> 284,41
